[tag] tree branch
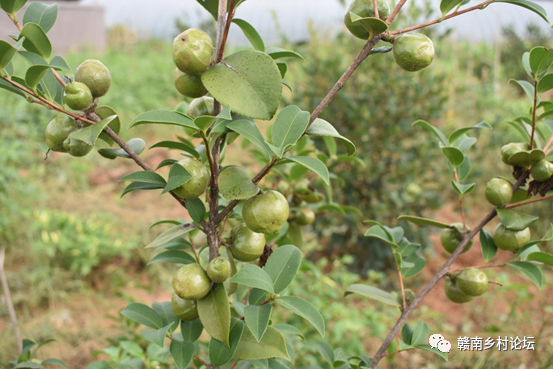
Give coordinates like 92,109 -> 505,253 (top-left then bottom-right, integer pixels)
389,0 -> 493,35
386,0 -> 409,24
370,174 -> 528,367
506,193 -> 553,209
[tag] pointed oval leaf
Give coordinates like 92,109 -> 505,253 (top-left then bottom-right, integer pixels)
265,47 -> 304,61
244,304 -> 272,342
526,252 -> 553,266
143,323 -> 172,347
480,229 -> 498,263
451,181 -> 476,196
345,284 -> 400,307
198,283 -> 231,347
170,340 -> 195,369
398,215 -> 450,229
121,182 -> 165,198
230,265 -> 275,293
411,321 -> 429,346
148,250 -> 195,265
121,303 -> 164,329
0,40 -> 19,69
448,121 -> 492,143
209,319 -> 245,366
493,0 -> 549,24
130,110 -> 197,130
306,118 -> 356,156
232,18 -> 265,51
98,138 -> 146,160
227,119 -> 272,160
440,0 -> 465,18
1,0 -> 27,14
23,2 -> 58,33
219,165 -> 260,200
180,319 -> 203,342
120,171 -> 166,185
287,156 -> 329,185
202,50 -> 282,120
497,208 -> 539,231
163,163 -> 192,195
508,261 -> 543,289
234,326 -> 290,361
68,115 -> 117,146
412,120 -> 448,146
441,147 -> 465,167
272,105 -> 310,149
19,23 -> 51,60
264,245 -> 302,294
185,198 -> 206,223
349,12 -> 388,35
276,296 -> 325,337
146,224 -> 195,249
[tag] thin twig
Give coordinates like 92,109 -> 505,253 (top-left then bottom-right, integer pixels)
386,0 -> 409,24
397,267 -> 406,311
370,174 -> 528,368
531,80 -> 538,150
454,169 -> 467,231
389,0 -> 493,35
506,193 -> 553,209
450,263 -> 506,273
217,0 -> 236,62
0,247 -> 23,352
373,0 -> 380,19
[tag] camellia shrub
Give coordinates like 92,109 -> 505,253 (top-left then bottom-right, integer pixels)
1,0 -> 553,368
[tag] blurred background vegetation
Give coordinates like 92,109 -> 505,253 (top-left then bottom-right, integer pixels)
1,2 -> 553,368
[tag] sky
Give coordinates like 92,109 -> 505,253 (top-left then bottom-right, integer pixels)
80,0 -> 553,44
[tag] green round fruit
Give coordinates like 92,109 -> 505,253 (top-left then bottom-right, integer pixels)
75,59 -> 111,98
174,68 -> 207,98
64,82 -> 93,111
207,257 -> 231,283
531,160 -> 553,182
63,137 -> 93,157
440,223 -> 473,254
493,224 -> 531,252
294,207 -> 315,226
397,288 -> 416,307
445,277 -> 473,303
500,142 -> 530,165
172,263 -> 212,300
456,268 -> 488,297
243,190 -> 289,234
187,97 -> 215,118
172,157 -> 210,199
171,293 -> 198,321
344,0 -> 390,39
45,116 -> 78,152
173,29 -> 214,75
393,33 -> 434,72
230,223 -> 266,262
485,178 -> 513,207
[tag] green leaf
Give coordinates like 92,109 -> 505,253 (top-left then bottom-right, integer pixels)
411,321 -> 429,346
345,284 -> 400,307
440,0 -> 465,18
265,47 -> 304,61
121,303 -> 164,329
315,341 -> 334,364
508,261 -> 543,289
272,324 -> 304,339
230,265 -> 275,293
496,208 -> 539,231
448,121 -> 492,143
120,171 -> 166,186
180,319 -> 203,342
185,198 -> 206,223
272,105 -> 310,150
234,326 -> 290,361
414,344 -> 448,361
152,301 -> 179,330
219,165 -> 260,200
170,340 -> 195,369
121,182 -> 164,198
0,39 -> 22,69
198,283 -> 231,346
227,119 -> 273,160
264,245 -> 302,294
156,159 -> 178,170
398,215 -> 450,229
98,138 -> 146,160
244,304 -> 273,342
145,224 -> 195,249
349,12 -> 388,36
19,23 -> 52,60
480,230 -> 498,263
526,252 -> 553,266
276,296 -> 325,337
287,156 -> 329,185
143,323 -> 172,347
209,319 -> 245,366
232,18 -> 265,51
538,73 -> 553,93
195,0 -> 247,19
529,46 -> 553,77
23,2 -> 58,33
509,79 -> 536,102
194,115 -> 217,132
412,120 -> 448,146
130,110 -> 197,130
401,324 -> 413,345
24,63 -> 61,89
493,0 -> 549,23
40,359 -> 66,368
68,115 -> 117,146
163,163 -> 192,195
401,251 -> 426,278
369,46 -> 393,54
306,118 -> 356,156
202,50 -> 282,120
148,250 -> 195,265
442,146 -> 465,167
363,221 -> 396,246
0,0 -> 27,15
451,181 -> 476,196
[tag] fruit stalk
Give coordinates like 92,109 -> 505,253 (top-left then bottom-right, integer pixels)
388,0 -> 494,35
370,173 -> 528,368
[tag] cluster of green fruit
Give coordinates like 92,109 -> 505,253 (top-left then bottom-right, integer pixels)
172,29 -> 214,98
282,178 -> 325,227
445,268 -> 489,303
344,0 -> 434,72
44,60 -> 111,157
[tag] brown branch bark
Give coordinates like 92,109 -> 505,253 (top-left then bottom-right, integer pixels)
386,0 -> 409,24
370,174 -> 528,367
389,0 -> 493,35
506,193 -> 553,209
